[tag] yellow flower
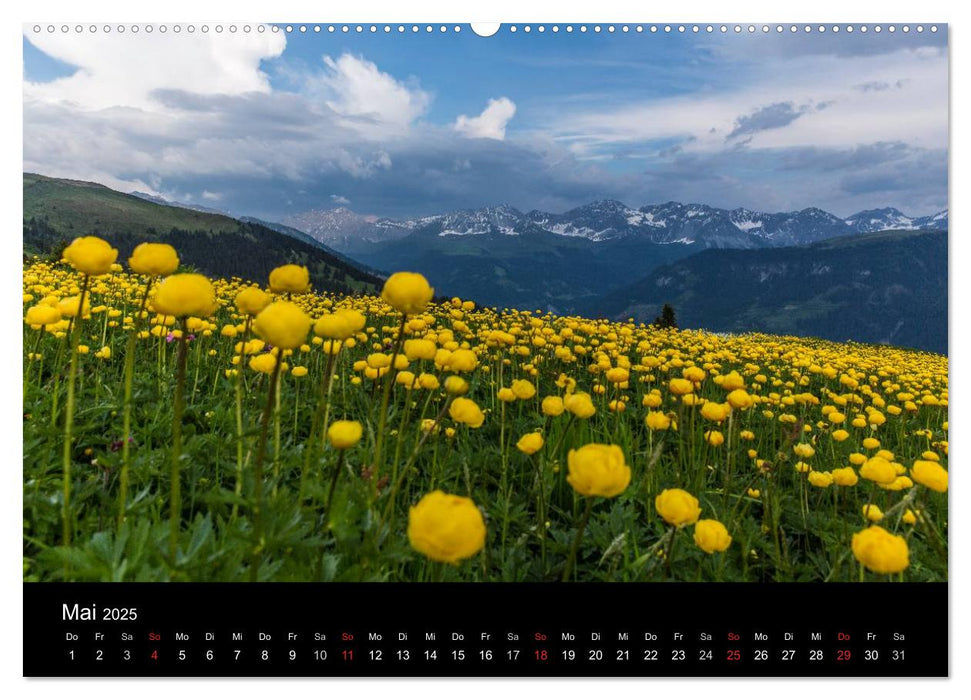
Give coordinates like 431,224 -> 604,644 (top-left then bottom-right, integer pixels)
693,519 -> 732,553
718,370 -> 745,391
541,396 -> 565,416
808,471 -> 833,488
700,401 -> 731,422
726,389 -> 753,409
269,264 -> 310,294
235,286 -> 272,316
911,460 -> 948,492
564,392 -> 596,419
25,305 -> 61,327
642,393 -> 662,408
448,348 -> 479,372
831,429 -> 850,442
705,430 -> 725,447
404,338 -> 438,361
449,397 -> 485,428
128,242 -> 179,276
793,443 -> 815,459
396,370 -> 417,388
153,274 -> 217,317
668,378 -> 694,395
747,488 -> 761,498
831,467 -> 859,487
655,488 -> 701,527
606,367 -> 630,384
645,411 -> 672,431
851,526 -> 909,574
382,272 -> 434,315
902,509 -> 919,526
253,302 -> 312,350
862,503 -> 884,522
682,366 -> 705,383
497,387 -> 517,402
327,420 -> 363,449
859,456 -> 896,485
444,376 -> 469,396
248,353 -> 277,374
566,444 -> 631,498
880,475 -> 913,492
418,373 -> 440,390
516,432 -> 544,455
62,236 -> 118,276
862,437 -> 881,450
314,309 -> 366,340
367,353 -> 391,369
291,366 -> 308,378
407,491 -> 486,564
510,379 -> 536,400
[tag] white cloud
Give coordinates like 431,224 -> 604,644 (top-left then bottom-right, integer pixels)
307,53 -> 430,137
454,97 -> 516,140
330,194 -> 351,205
551,47 -> 947,157
23,30 -> 286,110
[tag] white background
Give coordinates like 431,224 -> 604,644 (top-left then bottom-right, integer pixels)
3,0 -> 965,697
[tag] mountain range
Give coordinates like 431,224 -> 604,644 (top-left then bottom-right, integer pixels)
279,199 -> 947,322
284,199 -> 948,251
21,174 -> 947,353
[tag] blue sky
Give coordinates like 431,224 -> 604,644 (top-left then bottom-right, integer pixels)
23,25 -> 948,219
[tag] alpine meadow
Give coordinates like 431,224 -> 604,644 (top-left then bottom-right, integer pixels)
23,237 -> 947,582
22,24 -> 948,586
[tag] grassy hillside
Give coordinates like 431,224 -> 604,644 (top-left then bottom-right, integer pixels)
593,229 -> 947,354
23,173 -> 382,295
354,226 -> 697,313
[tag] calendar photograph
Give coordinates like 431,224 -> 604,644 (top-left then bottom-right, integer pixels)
22,22 -> 948,591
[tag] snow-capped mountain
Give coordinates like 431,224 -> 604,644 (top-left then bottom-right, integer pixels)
428,204 -> 527,237
281,207 -> 412,251
844,207 -> 949,233
281,200 -> 947,254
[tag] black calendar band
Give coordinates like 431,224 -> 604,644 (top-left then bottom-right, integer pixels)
24,582 -> 947,677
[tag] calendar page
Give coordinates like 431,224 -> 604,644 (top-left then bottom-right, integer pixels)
21,19 -> 948,678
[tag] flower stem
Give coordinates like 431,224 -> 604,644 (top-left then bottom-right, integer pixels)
325,450 -> 346,517
118,279 -> 154,528
664,525 -> 679,577
61,274 -> 89,547
299,348 -> 338,501
562,497 -> 594,582
272,369 -> 282,493
231,317 -> 252,521
168,318 -> 189,564
249,353 -> 282,581
371,314 -> 407,491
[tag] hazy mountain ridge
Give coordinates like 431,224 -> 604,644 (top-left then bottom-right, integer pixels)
278,197 -> 946,318
283,198 -> 947,251
593,229 -> 947,354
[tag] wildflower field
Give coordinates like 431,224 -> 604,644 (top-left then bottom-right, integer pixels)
23,238 -> 948,583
